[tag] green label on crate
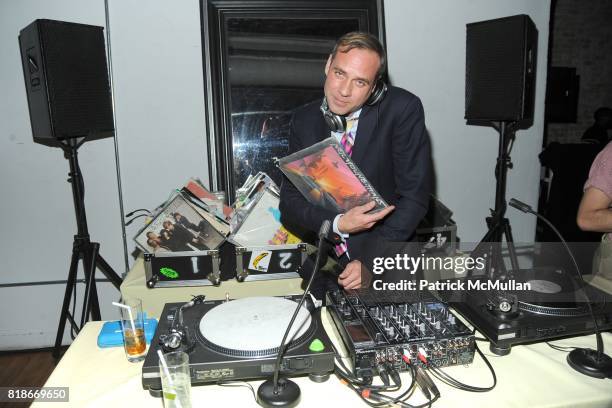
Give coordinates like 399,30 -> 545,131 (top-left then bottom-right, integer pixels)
160,267 -> 179,279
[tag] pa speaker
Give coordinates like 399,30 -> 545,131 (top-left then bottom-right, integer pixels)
19,19 -> 114,147
545,67 -> 579,123
465,14 -> 538,123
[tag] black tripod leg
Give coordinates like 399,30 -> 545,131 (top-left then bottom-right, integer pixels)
89,244 -> 102,321
470,223 -> 504,277
96,253 -> 123,289
81,243 -> 102,327
502,219 -> 520,273
53,247 -> 80,359
470,226 -> 497,260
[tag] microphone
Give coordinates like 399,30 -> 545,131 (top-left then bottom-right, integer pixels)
509,197 -> 612,378
508,198 -> 532,214
257,220 -> 331,408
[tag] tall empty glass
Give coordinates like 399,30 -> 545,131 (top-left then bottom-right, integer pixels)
159,351 -> 192,408
119,298 -> 147,362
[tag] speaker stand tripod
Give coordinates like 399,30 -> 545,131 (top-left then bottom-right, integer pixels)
52,138 -> 122,359
470,121 -> 521,355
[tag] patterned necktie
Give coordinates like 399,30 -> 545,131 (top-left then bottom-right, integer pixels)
340,119 -> 356,156
335,118 -> 356,257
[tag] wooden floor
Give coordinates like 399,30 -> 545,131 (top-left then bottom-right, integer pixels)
0,348 -> 66,407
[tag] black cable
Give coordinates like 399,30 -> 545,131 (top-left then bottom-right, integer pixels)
369,365 -> 419,406
217,380 -> 257,403
363,379 -> 438,408
126,208 -> 152,217
534,213 -> 605,356
426,344 -> 496,393
546,342 -> 577,352
469,331 -> 504,358
334,363 -> 400,392
509,198 -> 608,358
332,346 -> 423,408
125,213 -> 149,226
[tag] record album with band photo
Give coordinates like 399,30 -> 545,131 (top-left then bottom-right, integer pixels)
133,192 -> 227,253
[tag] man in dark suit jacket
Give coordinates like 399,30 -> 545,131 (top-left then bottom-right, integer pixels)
280,32 -> 431,295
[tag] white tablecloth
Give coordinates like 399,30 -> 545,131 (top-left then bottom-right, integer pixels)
34,309 -> 612,408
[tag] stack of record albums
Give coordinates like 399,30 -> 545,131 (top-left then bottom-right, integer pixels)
134,174 -> 305,287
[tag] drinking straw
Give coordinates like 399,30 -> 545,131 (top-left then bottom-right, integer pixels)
157,350 -> 182,408
112,301 -> 137,335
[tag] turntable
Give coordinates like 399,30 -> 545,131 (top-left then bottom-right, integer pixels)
441,267 -> 612,355
142,296 -> 335,396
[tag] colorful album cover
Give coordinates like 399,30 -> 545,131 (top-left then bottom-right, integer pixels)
228,188 -> 302,247
278,137 -> 388,213
133,192 -> 226,253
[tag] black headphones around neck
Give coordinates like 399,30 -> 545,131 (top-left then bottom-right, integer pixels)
320,79 -> 387,133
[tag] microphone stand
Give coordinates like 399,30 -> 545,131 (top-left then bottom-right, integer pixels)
509,198 -> 612,379
257,220 -> 332,407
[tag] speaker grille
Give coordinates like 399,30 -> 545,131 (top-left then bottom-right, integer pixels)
21,20 -> 114,142
465,15 -> 537,122
39,20 -> 114,138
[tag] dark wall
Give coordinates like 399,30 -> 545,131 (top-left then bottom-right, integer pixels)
547,0 -> 612,143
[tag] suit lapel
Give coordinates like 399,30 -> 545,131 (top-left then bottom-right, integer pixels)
351,105 -> 376,165
314,114 -> 328,143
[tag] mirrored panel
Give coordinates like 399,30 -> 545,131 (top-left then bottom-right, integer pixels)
203,0 -> 384,201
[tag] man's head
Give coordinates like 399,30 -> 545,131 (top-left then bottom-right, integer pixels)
146,231 -> 159,240
324,32 -> 386,115
147,238 -> 159,248
594,107 -> 612,128
172,212 -> 183,222
163,220 -> 174,230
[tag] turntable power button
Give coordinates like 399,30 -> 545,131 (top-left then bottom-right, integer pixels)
309,339 -> 325,352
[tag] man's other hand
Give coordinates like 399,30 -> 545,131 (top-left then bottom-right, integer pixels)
337,201 -> 395,234
338,260 -> 364,290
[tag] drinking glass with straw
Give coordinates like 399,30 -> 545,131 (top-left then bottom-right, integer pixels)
112,299 -> 147,362
158,350 -> 192,408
